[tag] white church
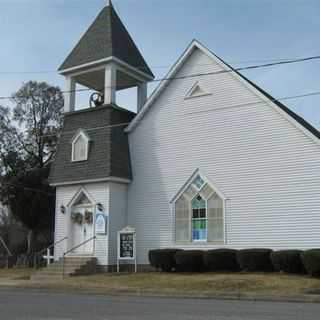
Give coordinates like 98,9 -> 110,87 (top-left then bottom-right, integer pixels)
49,2 -> 320,271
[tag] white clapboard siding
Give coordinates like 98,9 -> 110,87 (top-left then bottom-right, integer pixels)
127,47 -> 320,264
54,182 -> 109,266
108,182 -> 128,265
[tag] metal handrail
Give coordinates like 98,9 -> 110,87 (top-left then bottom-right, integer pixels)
34,236 -> 68,268
0,236 -> 12,257
62,236 -> 96,278
36,236 -> 69,256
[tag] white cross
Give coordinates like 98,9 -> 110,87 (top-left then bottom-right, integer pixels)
43,248 -> 54,266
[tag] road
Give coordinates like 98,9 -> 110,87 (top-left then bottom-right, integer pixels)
0,289 -> 319,319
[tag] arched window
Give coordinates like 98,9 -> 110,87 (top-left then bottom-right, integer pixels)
174,174 -> 224,243
71,130 -> 90,162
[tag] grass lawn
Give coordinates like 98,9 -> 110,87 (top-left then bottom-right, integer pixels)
63,272 -> 320,297
1,269 -> 320,299
0,268 -> 34,280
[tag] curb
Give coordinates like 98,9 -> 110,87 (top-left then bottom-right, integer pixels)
0,282 -> 320,303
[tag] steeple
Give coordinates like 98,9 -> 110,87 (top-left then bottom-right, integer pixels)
60,3 -> 154,113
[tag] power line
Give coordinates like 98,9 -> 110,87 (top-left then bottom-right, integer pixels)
29,89 -> 320,140
184,90 -> 320,117
0,54 -> 320,101
1,90 -> 320,195
2,182 -> 55,196
0,54 -> 319,75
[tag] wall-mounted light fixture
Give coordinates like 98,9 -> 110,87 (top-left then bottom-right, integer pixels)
97,203 -> 104,212
60,205 -> 66,214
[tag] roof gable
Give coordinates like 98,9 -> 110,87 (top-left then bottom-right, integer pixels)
58,4 -> 154,78
126,40 -> 320,145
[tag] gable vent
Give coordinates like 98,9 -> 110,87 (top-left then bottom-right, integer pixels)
185,81 -> 211,99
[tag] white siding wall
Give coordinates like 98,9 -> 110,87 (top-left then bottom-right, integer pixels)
54,182 -> 109,265
108,182 -> 128,265
128,48 -> 320,264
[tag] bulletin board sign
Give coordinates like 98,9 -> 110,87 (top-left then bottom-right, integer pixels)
95,213 -> 107,235
119,233 -> 134,259
117,226 -> 136,272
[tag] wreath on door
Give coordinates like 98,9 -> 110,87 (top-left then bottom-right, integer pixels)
71,212 -> 83,225
84,210 -> 93,224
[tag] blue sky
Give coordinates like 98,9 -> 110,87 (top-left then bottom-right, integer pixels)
0,0 -> 319,128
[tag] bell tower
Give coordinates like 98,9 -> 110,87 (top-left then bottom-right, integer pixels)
59,1 -> 154,113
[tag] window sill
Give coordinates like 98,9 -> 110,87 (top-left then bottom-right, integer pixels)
175,241 -> 225,246
71,159 -> 88,163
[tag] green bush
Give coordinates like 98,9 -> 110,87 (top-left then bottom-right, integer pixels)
204,249 -> 239,271
237,249 -> 273,272
175,250 -> 205,272
301,249 -> 320,277
148,249 -> 183,272
271,250 -> 305,274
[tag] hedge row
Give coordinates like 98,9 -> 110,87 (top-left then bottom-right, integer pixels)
149,248 -> 320,276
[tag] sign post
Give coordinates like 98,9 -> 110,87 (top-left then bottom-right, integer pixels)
117,226 -> 136,273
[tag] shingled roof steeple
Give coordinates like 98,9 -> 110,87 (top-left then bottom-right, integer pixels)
59,3 -> 154,78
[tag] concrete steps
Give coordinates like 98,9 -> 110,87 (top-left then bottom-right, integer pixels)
31,256 -> 97,281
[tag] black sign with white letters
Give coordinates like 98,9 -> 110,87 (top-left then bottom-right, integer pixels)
120,233 -> 134,258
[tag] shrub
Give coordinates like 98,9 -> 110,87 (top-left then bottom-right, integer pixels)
148,249 -> 183,272
175,250 -> 205,272
301,249 -> 320,277
148,249 -> 161,268
271,250 -> 305,274
204,249 -> 239,271
237,249 -> 273,272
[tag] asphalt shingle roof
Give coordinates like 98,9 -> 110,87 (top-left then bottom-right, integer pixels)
59,3 -> 154,78
49,105 -> 135,185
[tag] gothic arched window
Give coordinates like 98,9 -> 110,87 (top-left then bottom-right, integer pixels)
71,130 -> 90,162
175,173 -> 224,243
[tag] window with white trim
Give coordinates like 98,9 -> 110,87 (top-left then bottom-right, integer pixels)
175,175 -> 224,243
71,130 -> 89,162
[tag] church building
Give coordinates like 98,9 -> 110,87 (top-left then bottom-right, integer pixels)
50,2 -> 320,270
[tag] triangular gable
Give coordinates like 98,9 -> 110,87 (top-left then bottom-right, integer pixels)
67,187 -> 95,207
125,39 -> 320,146
185,81 -> 211,99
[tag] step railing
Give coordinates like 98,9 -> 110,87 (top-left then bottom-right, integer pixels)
34,236 -> 68,269
0,236 -> 13,268
62,236 -> 96,278
0,236 -> 12,257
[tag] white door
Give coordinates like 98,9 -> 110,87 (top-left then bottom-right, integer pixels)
70,205 -> 94,255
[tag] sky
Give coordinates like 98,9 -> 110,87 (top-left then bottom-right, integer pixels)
0,0 -> 319,128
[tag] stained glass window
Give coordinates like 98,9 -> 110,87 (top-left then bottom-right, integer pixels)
191,194 -> 207,241
175,174 -> 224,243
192,175 -> 205,189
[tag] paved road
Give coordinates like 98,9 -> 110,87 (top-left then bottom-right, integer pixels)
0,289 -> 319,320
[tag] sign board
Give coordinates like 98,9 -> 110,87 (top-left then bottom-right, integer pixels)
119,233 -> 134,259
117,226 -> 136,272
95,213 -> 107,234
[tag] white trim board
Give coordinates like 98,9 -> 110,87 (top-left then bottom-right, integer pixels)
59,56 -> 153,82
50,176 -> 131,187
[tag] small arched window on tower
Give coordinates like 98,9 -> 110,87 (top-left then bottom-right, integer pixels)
71,130 -> 90,162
